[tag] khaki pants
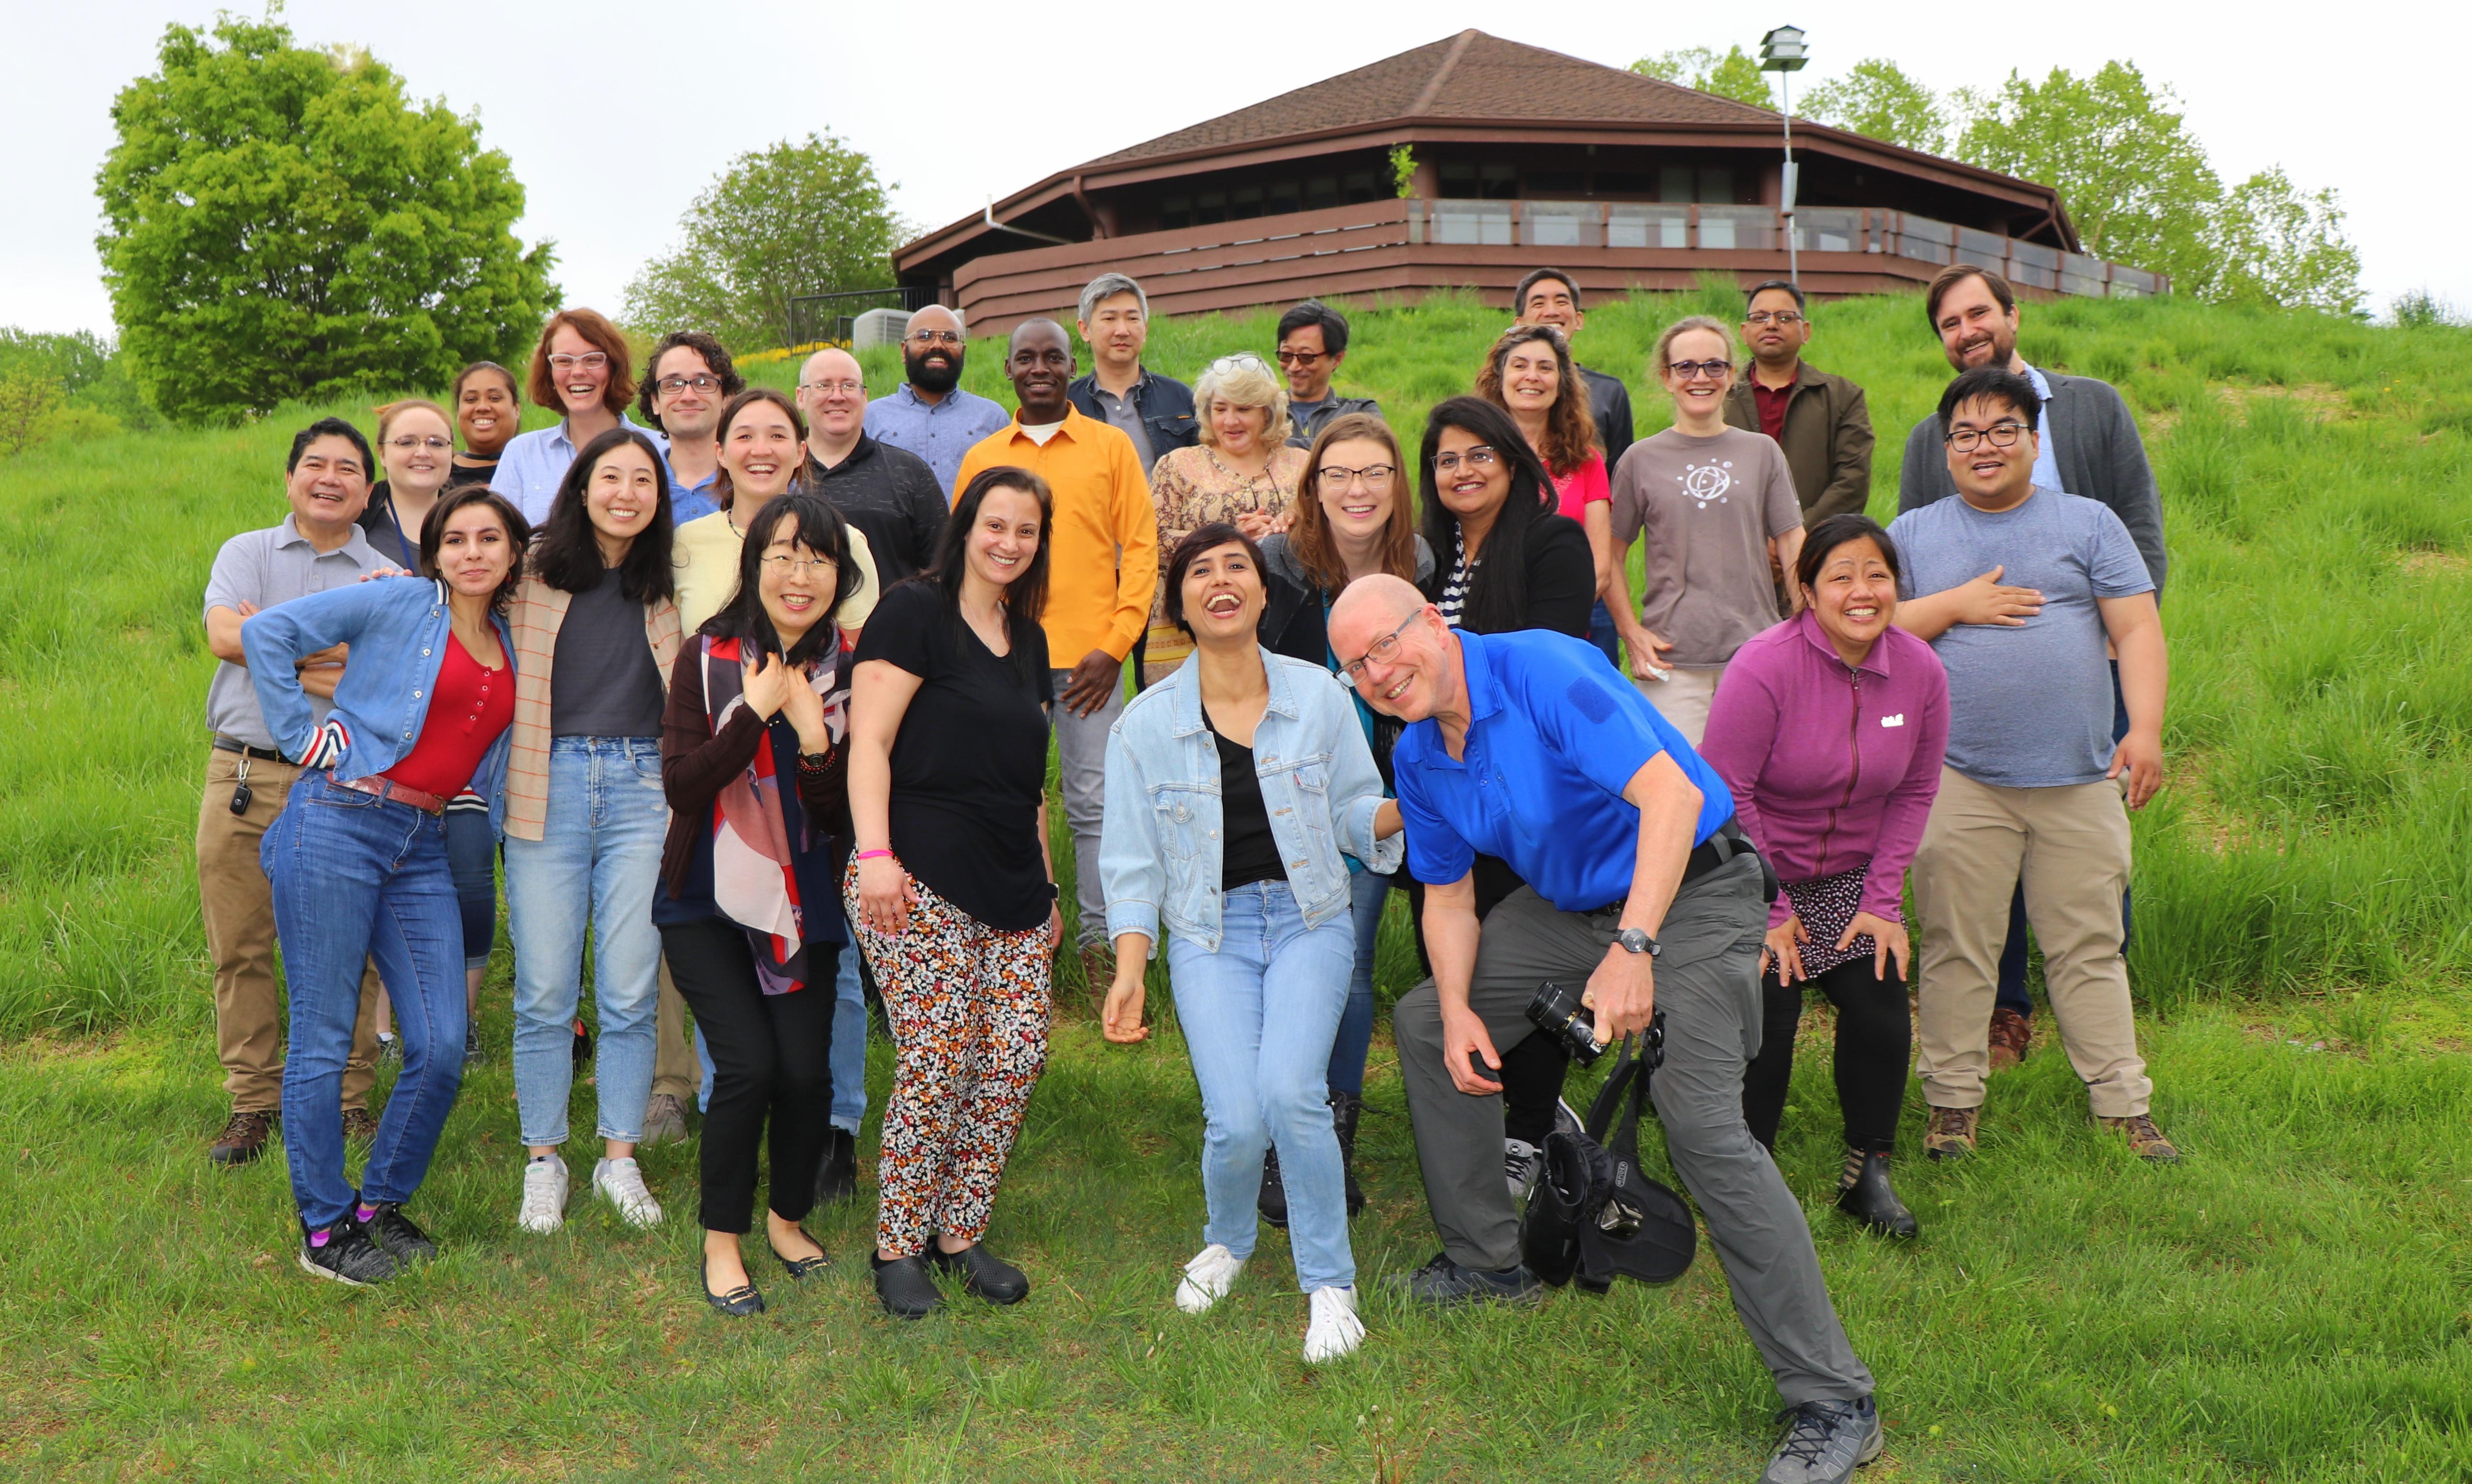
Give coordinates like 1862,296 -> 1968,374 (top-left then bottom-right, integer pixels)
1911,767 -> 2152,1118
1634,662 -> 1725,748
652,958 -> 699,1101
196,748 -> 382,1112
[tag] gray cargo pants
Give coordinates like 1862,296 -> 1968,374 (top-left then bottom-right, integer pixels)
1393,853 -> 1875,1405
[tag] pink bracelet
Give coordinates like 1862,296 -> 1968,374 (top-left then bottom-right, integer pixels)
856,850 -> 895,861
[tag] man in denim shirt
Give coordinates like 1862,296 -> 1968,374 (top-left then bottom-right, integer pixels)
862,305 -> 1010,496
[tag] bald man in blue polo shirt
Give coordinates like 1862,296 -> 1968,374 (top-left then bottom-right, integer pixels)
1329,576 -> 1879,1484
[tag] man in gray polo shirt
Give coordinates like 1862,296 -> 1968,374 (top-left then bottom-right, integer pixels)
198,416 -> 390,1167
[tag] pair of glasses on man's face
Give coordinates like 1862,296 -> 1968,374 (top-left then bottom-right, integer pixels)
656,374 -> 722,395
906,329 -> 963,348
1943,422 -> 2030,452
1336,612 -> 1418,688
1744,311 -> 1805,327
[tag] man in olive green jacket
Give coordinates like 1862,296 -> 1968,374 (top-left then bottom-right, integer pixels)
1722,280 -> 1875,523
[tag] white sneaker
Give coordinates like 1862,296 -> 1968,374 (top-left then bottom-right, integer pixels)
1302,1284 -> 1364,1363
518,1154 -> 568,1234
1505,1138 -> 1545,1200
593,1156 -> 664,1229
1174,1244 -> 1246,1314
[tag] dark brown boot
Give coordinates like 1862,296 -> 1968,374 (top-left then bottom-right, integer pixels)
1988,1008 -> 2033,1071
210,1110 -> 275,1168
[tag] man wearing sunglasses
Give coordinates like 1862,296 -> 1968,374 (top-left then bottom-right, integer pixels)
1723,281 -> 1873,526
1066,272 -> 1196,474
1275,299 -> 1383,448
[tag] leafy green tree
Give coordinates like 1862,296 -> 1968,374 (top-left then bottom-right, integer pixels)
0,372 -> 67,456
2209,169 -> 2364,315
1802,58 -> 1952,155
623,134 -> 905,354
95,15 -> 556,423
1630,46 -> 1775,110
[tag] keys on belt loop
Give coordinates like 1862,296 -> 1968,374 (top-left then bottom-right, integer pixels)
229,751 -> 254,816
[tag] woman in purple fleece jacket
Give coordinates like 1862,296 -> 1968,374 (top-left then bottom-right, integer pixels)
1701,514 -> 1949,1239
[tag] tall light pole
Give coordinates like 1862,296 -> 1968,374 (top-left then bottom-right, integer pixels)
1759,25 -> 1809,290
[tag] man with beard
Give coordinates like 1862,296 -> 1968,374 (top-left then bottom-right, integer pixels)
955,319 -> 1156,996
865,304 -> 1011,497
1897,265 -> 2164,1074
797,346 -> 947,585
1511,268 -> 1633,462
638,331 -> 745,522
1066,272 -> 1196,474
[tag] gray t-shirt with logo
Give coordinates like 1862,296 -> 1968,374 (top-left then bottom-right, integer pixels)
201,516 -> 388,750
1888,487 -> 2154,788
1609,426 -> 1803,668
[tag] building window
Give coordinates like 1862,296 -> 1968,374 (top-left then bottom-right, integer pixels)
1528,169 -> 1586,195
1659,166 -> 1695,203
1195,190 -> 1228,226
1230,184 -> 1264,220
1159,195 -> 1192,230
1342,170 -> 1378,203
1699,167 -> 1735,204
1306,174 -> 1339,210
1268,178 -> 1301,215
1594,170 -> 1656,197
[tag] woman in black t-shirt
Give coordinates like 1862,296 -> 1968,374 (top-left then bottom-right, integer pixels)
448,361 -> 522,489
844,466 -> 1058,1320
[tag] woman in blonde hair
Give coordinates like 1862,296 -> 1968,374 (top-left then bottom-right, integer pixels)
1606,314 -> 1804,745
1139,353 -> 1308,687
1474,323 -> 1619,668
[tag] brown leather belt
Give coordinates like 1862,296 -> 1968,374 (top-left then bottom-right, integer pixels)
329,771 -> 447,816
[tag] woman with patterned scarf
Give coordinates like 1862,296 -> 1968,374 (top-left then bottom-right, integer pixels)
655,493 -> 862,1315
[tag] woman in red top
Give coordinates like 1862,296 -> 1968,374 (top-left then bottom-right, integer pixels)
1475,322 -> 1616,668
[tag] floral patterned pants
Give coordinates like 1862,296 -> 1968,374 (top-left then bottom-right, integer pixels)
844,863 -> 1053,1257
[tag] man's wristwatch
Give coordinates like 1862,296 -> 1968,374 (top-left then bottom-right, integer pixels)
1615,928 -> 1660,958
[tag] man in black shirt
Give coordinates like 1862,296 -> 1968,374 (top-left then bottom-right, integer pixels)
1512,268 -> 1634,464
796,347 -> 948,586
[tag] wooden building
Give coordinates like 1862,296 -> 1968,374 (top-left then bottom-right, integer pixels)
892,30 -> 2163,335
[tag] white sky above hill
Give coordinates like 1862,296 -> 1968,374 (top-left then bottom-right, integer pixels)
6,0 -> 2460,334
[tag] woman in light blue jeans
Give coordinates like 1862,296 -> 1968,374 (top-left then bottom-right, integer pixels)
501,429 -> 682,1234
1098,523 -> 1403,1364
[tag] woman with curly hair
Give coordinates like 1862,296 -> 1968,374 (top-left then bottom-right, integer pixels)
1474,323 -> 1618,667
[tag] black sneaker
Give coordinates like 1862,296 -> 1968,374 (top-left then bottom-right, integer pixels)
1385,1251 -> 1543,1307
298,1217 -> 398,1286
359,1202 -> 438,1266
1257,1145 -> 1289,1228
465,1023 -> 481,1060
1760,1396 -> 1883,1484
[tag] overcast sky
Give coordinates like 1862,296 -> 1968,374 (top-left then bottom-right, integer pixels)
8,0 -> 2461,336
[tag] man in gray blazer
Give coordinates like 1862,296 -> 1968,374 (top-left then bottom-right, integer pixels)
1898,263 -> 2164,1072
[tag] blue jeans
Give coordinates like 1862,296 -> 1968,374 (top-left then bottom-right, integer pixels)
1327,868 -> 1390,1097
443,806 -> 498,971
832,943 -> 867,1134
504,738 -> 666,1146
265,772 -> 467,1231
1166,882 -> 1357,1292
1586,599 -> 1622,672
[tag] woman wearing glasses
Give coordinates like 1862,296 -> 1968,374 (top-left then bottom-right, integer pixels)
657,493 -> 861,1314
1474,324 -> 1619,669
1254,411 -> 1430,1224
1138,353 -> 1307,687
1098,522 -> 1403,1363
1606,316 -> 1804,746
496,308 -> 670,527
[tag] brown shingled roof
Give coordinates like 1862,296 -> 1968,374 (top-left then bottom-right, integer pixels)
1089,29 -> 1776,168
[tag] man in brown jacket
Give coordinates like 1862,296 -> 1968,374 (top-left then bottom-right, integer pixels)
1723,280 -> 1874,524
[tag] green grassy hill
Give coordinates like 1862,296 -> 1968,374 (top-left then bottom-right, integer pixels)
0,288 -> 2467,1479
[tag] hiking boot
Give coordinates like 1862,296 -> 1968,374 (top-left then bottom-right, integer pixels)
640,1093 -> 690,1147
1385,1252 -> 1542,1308
1923,1105 -> 1979,1161
359,1201 -> 438,1266
1330,1091 -> 1366,1218
1835,1147 -> 1918,1239
211,1110 -> 275,1168
1257,1145 -> 1289,1228
2098,1112 -> 2182,1164
340,1108 -> 380,1144
1988,1008 -> 2033,1071
1760,1396 -> 1883,1484
298,1216 -> 397,1287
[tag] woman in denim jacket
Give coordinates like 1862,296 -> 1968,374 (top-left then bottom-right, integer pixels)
242,486 -> 529,1287
1097,522 -> 1403,1364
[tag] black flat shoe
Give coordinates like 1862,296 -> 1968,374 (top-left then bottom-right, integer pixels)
1835,1148 -> 1919,1239
770,1227 -> 832,1280
871,1252 -> 942,1319
926,1241 -> 1029,1304
701,1254 -> 765,1316
1257,1145 -> 1290,1229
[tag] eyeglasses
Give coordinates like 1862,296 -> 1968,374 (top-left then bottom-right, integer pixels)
1274,348 -> 1327,366
798,379 -> 865,396
1666,359 -> 1733,381
1430,446 -> 1500,475
1744,311 -> 1806,327
656,374 -> 721,395
387,435 -> 452,451
760,554 -> 839,577
906,329 -> 963,347
1315,463 -> 1396,488
1943,421 -> 2030,452
547,352 -> 609,373
1336,612 -> 1421,689
1208,353 -> 1270,376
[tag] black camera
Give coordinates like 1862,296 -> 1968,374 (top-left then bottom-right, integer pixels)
1526,980 -> 1605,1066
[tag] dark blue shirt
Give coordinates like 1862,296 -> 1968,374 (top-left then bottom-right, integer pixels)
1393,628 -> 1735,912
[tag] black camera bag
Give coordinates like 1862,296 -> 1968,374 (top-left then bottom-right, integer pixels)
1519,1017 -> 1696,1290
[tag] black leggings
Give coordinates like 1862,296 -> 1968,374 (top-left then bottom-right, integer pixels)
660,918 -> 837,1234
1741,955 -> 1910,1156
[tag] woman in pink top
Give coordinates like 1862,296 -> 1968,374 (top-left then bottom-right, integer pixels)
1700,514 -> 1949,1239
1475,323 -> 1618,668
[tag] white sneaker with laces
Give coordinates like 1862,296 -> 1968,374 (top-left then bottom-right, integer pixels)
593,1156 -> 664,1228
1302,1284 -> 1364,1363
518,1154 -> 568,1234
1174,1243 -> 1246,1314
1504,1137 -> 1545,1200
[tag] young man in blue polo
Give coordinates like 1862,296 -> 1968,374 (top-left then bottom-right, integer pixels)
1329,575 -> 1881,1484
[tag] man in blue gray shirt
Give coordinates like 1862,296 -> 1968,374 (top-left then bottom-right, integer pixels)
862,304 -> 1010,496
1888,366 -> 2177,1167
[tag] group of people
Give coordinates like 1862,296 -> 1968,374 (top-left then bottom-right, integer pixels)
196,259 -> 2172,1484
